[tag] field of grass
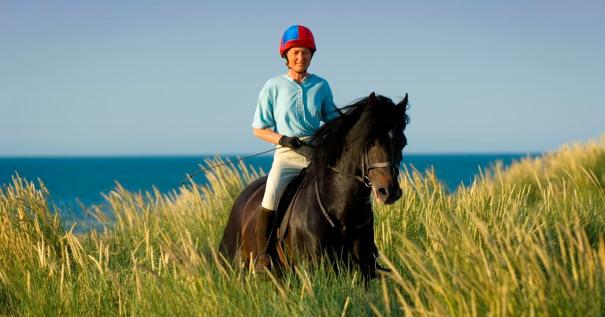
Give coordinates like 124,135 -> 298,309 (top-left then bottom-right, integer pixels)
2,136 -> 605,316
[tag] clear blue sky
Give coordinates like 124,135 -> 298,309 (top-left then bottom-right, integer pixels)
1,0 -> 603,156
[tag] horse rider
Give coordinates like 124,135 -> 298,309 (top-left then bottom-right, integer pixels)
251,25 -> 340,271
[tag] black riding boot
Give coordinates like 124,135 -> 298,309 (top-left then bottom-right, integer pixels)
255,207 -> 275,271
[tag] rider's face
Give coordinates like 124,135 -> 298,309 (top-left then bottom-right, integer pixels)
286,47 -> 312,73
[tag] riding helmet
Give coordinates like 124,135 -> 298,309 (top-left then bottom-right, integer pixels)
279,25 -> 316,57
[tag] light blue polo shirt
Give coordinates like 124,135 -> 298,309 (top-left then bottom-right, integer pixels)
252,74 -> 339,137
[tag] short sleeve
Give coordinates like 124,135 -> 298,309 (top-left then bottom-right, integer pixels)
321,83 -> 340,122
251,82 -> 275,129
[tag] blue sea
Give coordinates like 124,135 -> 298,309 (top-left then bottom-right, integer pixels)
0,154 -> 535,219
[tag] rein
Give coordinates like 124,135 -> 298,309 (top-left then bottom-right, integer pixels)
314,181 -> 372,234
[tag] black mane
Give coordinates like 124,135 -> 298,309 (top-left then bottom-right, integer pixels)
307,93 -> 409,181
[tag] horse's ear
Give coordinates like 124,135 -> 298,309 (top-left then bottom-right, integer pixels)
396,93 -> 410,127
368,92 -> 377,107
397,93 -> 408,109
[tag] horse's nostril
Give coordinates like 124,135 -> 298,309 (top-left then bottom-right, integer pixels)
378,187 -> 389,197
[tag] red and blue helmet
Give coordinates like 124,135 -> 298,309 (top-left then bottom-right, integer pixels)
279,25 -> 316,57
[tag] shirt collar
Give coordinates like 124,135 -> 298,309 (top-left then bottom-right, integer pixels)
282,73 -> 315,87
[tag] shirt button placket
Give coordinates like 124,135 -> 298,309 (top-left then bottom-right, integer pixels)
297,87 -> 304,118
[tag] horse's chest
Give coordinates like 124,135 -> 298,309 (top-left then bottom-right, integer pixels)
288,221 -> 351,255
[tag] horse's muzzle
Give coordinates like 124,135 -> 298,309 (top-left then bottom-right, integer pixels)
376,185 -> 402,204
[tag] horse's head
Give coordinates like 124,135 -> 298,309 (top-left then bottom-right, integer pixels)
309,91 -> 409,205
359,92 -> 408,204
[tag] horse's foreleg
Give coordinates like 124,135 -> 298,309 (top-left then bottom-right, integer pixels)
351,235 -> 378,282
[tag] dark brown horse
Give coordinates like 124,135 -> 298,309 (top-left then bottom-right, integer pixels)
219,92 -> 409,280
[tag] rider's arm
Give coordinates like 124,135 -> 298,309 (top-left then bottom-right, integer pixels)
253,127 -> 282,145
321,82 -> 340,122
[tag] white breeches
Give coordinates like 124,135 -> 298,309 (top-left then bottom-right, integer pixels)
261,145 -> 310,210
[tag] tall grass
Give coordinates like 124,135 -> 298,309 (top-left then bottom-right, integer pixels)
2,136 -> 605,316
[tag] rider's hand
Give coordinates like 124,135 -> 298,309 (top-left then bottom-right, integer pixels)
279,136 -> 302,149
